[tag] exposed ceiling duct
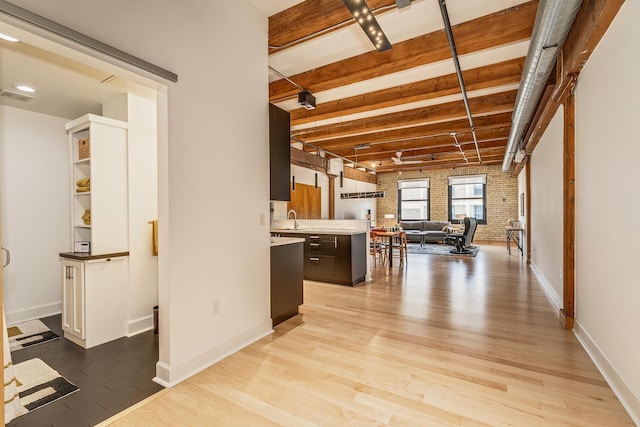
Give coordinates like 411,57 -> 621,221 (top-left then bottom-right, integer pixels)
501,0 -> 582,173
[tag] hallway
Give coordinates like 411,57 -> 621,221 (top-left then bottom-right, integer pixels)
102,243 -> 633,426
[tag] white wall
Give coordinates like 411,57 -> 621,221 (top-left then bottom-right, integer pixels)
572,1 -> 640,421
9,0 -> 272,386
529,106 -> 564,308
126,93 -> 159,335
104,93 -> 160,335
0,105 -> 69,323
334,176 -> 377,224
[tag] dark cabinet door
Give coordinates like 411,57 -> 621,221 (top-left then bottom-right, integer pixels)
333,234 -> 366,285
271,242 -> 303,326
333,235 -> 352,283
269,103 -> 290,201
304,254 -> 335,282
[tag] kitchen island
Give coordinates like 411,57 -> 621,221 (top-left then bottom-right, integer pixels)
271,228 -> 367,287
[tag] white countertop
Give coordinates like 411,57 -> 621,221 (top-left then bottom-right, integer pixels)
271,228 -> 366,236
270,236 -> 305,247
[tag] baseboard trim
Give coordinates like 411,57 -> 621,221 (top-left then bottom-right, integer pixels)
126,314 -> 154,337
574,321 -> 640,425
5,302 -> 61,325
154,319 -> 273,387
529,262 -> 562,310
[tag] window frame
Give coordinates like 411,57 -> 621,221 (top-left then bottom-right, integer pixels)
447,175 -> 487,225
397,178 -> 430,221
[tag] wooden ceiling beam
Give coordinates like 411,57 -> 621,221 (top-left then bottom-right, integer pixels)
333,128 -> 510,160
269,0 -> 405,53
269,1 -> 538,101
289,57 -> 525,125
562,0 -> 625,77
349,140 -> 508,164
308,112 -> 513,151
374,158 -> 503,173
342,166 -> 377,184
292,90 -> 517,141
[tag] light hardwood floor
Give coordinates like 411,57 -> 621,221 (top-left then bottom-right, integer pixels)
103,244 -> 633,426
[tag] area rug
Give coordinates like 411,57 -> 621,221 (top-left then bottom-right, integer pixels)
406,243 -> 480,257
8,319 -> 60,352
14,358 -> 79,414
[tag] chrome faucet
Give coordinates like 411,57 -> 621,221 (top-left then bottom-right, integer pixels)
287,209 -> 299,230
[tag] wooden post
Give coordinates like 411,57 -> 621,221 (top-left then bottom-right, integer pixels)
328,175 -> 335,220
560,92 -> 576,330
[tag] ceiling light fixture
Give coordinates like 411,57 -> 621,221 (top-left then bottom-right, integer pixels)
342,0 -> 392,52
14,84 -> 36,93
298,90 -> 316,110
0,33 -> 19,42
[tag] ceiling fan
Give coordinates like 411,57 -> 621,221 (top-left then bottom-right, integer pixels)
391,151 -> 423,165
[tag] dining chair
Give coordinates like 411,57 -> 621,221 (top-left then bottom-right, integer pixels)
391,231 -> 408,267
370,230 -> 387,266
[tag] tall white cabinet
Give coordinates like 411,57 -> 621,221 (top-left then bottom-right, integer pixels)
60,114 -> 129,349
66,114 -> 128,254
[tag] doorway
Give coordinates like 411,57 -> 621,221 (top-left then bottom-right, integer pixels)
0,16 -> 167,424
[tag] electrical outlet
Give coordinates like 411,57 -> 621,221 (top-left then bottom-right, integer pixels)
212,299 -> 220,315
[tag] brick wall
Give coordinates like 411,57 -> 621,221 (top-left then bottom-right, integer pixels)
375,164 -> 518,241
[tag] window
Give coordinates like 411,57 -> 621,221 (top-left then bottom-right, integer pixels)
398,179 -> 430,220
448,175 -> 487,224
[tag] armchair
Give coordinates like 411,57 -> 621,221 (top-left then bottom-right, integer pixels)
444,217 -> 478,254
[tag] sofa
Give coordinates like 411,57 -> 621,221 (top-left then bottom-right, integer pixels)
399,220 -> 451,245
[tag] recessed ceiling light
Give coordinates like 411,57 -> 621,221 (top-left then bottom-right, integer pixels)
14,85 -> 36,93
0,33 -> 19,42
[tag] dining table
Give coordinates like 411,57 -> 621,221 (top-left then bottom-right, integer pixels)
373,230 -> 401,267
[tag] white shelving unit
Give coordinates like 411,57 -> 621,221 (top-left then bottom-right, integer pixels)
60,114 -> 130,348
66,113 -> 129,255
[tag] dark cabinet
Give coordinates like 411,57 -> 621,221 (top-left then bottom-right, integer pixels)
333,234 -> 366,285
269,103 -> 290,201
271,242 -> 303,326
275,232 -> 366,286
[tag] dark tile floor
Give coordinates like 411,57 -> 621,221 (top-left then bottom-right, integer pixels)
8,314 -> 163,427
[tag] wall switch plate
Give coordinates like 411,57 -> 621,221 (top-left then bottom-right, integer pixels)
212,299 -> 220,315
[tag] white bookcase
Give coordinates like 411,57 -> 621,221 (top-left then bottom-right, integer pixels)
60,114 -> 129,348
65,113 -> 128,255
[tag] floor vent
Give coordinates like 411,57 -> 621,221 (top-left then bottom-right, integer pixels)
0,89 -> 34,102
